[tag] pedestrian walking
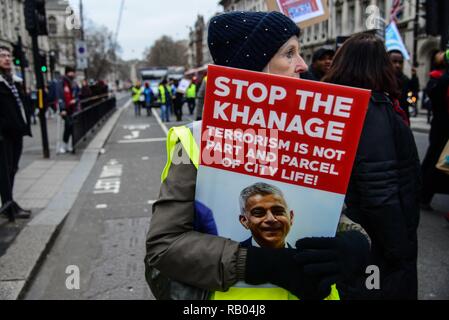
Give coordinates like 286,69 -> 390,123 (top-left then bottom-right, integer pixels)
0,45 -> 32,222
172,80 -> 184,122
186,81 -> 197,115
143,82 -> 154,117
131,81 -> 143,117
145,11 -> 371,301
58,67 -> 77,154
158,79 -> 171,123
421,50 -> 449,212
323,33 -> 421,300
388,49 -> 420,122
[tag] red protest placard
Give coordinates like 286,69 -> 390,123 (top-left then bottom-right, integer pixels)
200,65 -> 371,196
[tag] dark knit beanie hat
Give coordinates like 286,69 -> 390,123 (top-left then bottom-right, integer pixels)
208,11 -> 300,72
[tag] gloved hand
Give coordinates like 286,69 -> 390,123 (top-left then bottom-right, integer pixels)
244,247 -> 330,300
295,231 -> 370,283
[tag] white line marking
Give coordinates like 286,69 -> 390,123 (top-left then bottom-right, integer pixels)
117,137 -> 166,144
152,108 -> 169,136
148,200 -> 157,205
96,204 -> 108,209
142,156 -> 150,160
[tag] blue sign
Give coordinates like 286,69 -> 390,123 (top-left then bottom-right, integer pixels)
385,22 -> 410,60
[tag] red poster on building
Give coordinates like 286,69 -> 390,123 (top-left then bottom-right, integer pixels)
195,64 -> 370,254
276,0 -> 325,24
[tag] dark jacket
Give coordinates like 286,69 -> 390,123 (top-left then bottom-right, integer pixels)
397,73 -> 420,119
344,91 -> 421,300
421,69 -> 449,196
0,74 -> 31,139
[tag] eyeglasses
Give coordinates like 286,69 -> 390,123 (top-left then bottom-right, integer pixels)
0,53 -> 12,59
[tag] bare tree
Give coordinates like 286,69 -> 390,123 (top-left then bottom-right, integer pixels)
144,36 -> 187,67
85,21 -> 122,80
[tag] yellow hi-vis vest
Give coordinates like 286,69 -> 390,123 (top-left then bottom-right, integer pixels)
186,84 -> 197,99
132,86 -> 143,102
161,122 -> 340,301
158,85 -> 167,104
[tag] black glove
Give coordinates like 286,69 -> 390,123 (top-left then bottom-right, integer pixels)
295,231 -> 370,283
244,247 -> 330,300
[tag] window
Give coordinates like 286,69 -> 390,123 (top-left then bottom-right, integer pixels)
348,2 -> 355,32
336,6 -> 342,35
48,16 -> 57,35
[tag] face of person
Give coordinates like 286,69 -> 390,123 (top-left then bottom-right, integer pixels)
66,71 -> 76,80
240,193 -> 294,249
264,36 -> 308,78
313,54 -> 333,75
389,52 -> 404,75
0,49 -> 12,72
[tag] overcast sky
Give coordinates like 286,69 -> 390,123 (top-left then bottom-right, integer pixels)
68,0 -> 221,61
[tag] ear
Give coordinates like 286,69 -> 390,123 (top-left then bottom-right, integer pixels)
239,215 -> 249,230
289,211 -> 294,226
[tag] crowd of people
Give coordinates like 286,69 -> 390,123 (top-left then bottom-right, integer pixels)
144,11 -> 449,301
130,78 -> 199,123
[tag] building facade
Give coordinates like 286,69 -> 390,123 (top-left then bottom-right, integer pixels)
218,0 -> 440,88
187,15 -> 213,70
220,0 -> 267,12
46,0 -> 77,77
0,0 -> 78,88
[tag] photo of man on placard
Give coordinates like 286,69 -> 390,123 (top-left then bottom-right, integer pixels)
239,183 -> 294,249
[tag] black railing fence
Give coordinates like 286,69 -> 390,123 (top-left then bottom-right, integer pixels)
72,95 -> 117,149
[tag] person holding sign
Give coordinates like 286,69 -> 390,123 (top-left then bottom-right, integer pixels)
323,33 -> 421,300
146,11 -> 371,301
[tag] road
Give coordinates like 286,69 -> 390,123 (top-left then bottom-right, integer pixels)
24,100 -> 449,300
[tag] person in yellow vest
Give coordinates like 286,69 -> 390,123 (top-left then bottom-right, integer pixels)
145,11 -> 371,301
186,81 -> 197,115
131,81 -> 143,117
158,79 -> 170,123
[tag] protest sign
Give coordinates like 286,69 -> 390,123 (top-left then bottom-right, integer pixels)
195,64 -> 371,243
177,78 -> 191,94
266,0 -> 330,28
194,64 -> 370,298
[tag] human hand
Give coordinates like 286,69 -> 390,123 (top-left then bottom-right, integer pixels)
295,231 -> 370,283
244,247 -> 331,300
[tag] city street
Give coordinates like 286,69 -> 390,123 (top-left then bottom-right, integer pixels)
19,99 -> 449,300
23,99 -> 195,300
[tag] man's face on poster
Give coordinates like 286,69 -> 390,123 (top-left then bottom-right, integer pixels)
239,193 -> 294,249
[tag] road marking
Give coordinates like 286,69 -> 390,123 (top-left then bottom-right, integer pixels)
142,156 -> 149,160
152,108 -> 169,136
148,200 -> 157,205
96,204 -> 108,209
94,159 -> 123,194
117,137 -> 166,144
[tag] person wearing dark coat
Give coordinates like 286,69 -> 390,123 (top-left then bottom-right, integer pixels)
323,34 -> 421,300
301,47 -> 335,81
421,51 -> 449,211
388,50 -> 420,122
0,45 -> 32,222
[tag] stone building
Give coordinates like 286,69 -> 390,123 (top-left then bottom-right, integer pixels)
218,0 -> 441,88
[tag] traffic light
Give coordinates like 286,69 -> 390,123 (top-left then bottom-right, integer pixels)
12,44 -> 22,67
425,0 -> 449,48
39,53 -> 48,73
24,0 -> 48,36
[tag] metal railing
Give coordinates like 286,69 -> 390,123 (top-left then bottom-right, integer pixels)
71,95 -> 117,149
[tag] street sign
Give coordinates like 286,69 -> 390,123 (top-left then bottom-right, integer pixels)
75,40 -> 88,70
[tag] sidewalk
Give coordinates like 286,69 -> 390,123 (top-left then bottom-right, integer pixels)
0,96 -> 131,300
